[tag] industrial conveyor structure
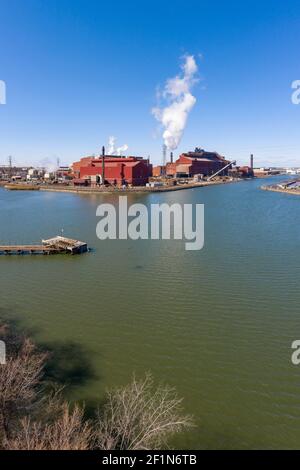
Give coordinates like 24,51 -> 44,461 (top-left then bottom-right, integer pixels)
207,160 -> 236,181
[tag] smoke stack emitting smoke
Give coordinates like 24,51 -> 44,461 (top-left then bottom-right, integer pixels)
152,55 -> 198,151
107,136 -> 129,156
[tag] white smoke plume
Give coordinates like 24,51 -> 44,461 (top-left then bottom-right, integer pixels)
152,55 -> 198,150
116,144 -> 129,156
107,136 -> 128,156
107,136 -> 117,155
38,157 -> 59,173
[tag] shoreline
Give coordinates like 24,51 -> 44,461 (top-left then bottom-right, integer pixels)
3,178 -> 240,194
261,185 -> 300,196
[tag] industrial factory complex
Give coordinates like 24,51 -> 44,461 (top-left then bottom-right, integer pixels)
0,147 -> 289,192
72,149 -> 152,187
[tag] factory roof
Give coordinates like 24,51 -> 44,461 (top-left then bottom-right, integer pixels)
182,151 -> 227,162
183,157 -> 221,163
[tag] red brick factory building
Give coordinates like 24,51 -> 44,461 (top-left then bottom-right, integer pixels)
72,154 -> 152,187
165,149 -> 230,178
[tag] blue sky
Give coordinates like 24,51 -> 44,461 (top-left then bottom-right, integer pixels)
0,0 -> 300,167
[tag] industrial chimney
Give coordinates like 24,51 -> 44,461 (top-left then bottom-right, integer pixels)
170,152 -> 173,164
162,144 -> 167,165
162,144 -> 167,176
250,154 -> 254,170
102,146 -> 105,184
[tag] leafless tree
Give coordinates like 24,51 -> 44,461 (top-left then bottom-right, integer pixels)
0,332 -> 47,442
5,400 -> 93,450
95,374 -> 193,450
0,320 -> 192,450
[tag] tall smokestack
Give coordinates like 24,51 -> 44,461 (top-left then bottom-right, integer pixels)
162,144 -> 167,175
170,152 -> 173,164
162,144 -> 167,165
250,154 -> 254,170
102,146 -> 105,184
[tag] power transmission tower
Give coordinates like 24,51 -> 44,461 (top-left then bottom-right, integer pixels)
8,155 -> 12,178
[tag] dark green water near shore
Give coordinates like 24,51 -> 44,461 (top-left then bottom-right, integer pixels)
1,175 -> 300,449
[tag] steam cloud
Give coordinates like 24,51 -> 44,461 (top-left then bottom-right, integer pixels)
38,157 -> 59,173
152,55 -> 198,150
107,136 -> 116,155
107,136 -> 129,156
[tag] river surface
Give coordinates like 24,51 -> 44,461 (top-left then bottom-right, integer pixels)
0,175 -> 300,449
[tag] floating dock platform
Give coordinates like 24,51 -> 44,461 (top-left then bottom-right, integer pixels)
0,236 -> 88,255
42,236 -> 88,254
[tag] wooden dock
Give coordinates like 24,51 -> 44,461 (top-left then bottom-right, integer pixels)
0,236 -> 88,256
0,245 -> 57,255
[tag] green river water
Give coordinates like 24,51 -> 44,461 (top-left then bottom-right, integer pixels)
0,175 -> 300,449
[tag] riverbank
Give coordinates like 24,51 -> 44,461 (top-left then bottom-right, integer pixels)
4,183 -> 40,190
3,178 -> 240,194
261,184 -> 300,196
